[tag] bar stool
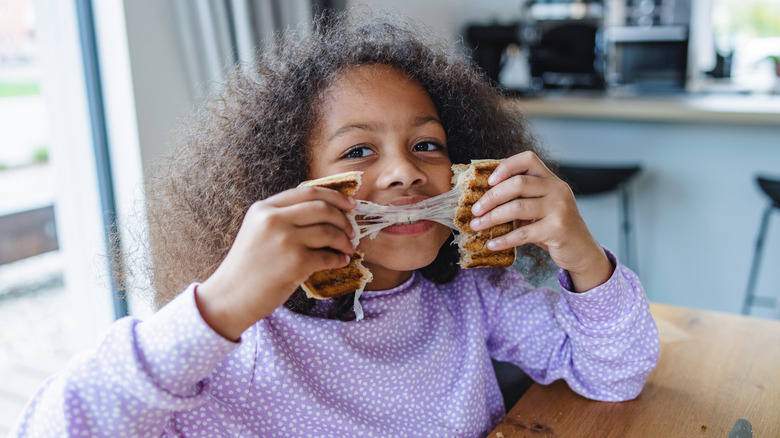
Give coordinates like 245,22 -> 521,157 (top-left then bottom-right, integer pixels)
555,163 -> 642,273
742,176 -> 780,315
491,359 -> 533,410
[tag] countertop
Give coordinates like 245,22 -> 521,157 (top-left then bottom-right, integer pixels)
491,303 -> 780,437
510,92 -> 780,125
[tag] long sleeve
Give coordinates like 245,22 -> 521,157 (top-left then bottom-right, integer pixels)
484,249 -> 659,401
10,284 -> 239,437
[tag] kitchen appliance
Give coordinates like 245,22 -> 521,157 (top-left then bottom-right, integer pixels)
525,0 -> 607,90
605,0 -> 692,93
465,0 -> 694,95
465,23 -> 526,88
465,0 -> 607,93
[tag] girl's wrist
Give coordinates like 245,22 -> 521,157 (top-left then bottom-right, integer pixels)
195,280 -> 251,342
567,245 -> 614,293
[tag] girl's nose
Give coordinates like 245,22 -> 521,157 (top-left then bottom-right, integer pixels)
377,152 -> 427,189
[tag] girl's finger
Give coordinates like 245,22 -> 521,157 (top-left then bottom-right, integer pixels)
470,197 -> 545,231
472,173 -> 555,216
267,185 -> 357,212
485,219 -> 546,251
310,248 -> 353,272
300,223 -> 356,255
284,200 -> 357,239
488,151 -> 553,186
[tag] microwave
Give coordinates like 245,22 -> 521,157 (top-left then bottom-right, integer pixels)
605,25 -> 689,93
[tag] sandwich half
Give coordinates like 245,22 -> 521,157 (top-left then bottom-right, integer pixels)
298,171 -> 373,300
452,160 -> 517,269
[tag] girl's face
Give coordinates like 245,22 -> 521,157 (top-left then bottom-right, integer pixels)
308,64 -> 453,290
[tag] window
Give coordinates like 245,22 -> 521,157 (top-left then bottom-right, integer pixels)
0,0 -> 115,432
711,0 -> 780,91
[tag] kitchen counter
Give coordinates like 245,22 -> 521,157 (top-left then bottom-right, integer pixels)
510,93 -> 780,125
518,98 -> 780,317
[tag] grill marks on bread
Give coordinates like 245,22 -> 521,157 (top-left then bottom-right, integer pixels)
452,161 -> 516,269
302,253 -> 369,299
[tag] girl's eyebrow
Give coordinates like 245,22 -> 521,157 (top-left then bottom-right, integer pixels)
328,122 -> 379,141
328,115 -> 443,141
413,115 -> 444,129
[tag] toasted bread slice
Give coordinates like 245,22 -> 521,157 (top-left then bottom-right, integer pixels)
300,172 -> 361,199
452,160 -> 516,269
298,171 -> 372,299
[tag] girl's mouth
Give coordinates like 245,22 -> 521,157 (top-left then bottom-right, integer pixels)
353,190 -> 459,240
380,220 -> 436,235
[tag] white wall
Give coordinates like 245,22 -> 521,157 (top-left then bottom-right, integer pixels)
121,1 -> 199,167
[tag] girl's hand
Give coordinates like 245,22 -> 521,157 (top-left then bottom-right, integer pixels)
469,151 -> 613,292
196,186 -> 357,340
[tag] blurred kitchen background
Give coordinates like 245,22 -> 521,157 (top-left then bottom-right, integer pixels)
1,0 -> 779,432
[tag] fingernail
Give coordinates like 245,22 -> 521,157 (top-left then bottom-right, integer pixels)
486,240 -> 498,250
347,197 -> 357,207
472,202 -> 483,215
488,174 -> 498,185
470,217 -> 481,230
345,254 -> 352,264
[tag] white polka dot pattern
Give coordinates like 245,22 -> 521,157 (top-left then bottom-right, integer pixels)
10,249 -> 659,437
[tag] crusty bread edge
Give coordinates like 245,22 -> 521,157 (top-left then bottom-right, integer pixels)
299,171 -> 363,194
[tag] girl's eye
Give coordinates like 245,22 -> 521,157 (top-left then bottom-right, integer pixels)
343,146 -> 375,159
413,141 -> 443,152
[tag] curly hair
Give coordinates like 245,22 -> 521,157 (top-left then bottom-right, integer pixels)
142,8 -> 552,318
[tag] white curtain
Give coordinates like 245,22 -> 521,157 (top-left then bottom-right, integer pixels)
169,0 -> 318,97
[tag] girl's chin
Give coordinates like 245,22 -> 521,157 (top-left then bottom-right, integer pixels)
357,222 -> 451,272
363,255 -> 436,275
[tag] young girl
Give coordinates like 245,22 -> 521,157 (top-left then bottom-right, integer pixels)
13,9 -> 658,438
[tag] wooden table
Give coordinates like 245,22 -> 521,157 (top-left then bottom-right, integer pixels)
490,303 -> 780,437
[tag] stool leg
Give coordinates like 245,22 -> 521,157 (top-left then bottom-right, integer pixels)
618,183 -> 637,274
743,204 -> 774,315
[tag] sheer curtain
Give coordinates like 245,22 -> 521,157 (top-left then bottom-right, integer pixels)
169,0 -> 341,97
